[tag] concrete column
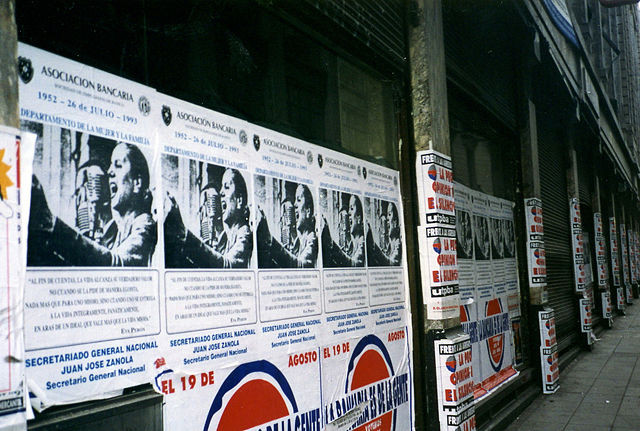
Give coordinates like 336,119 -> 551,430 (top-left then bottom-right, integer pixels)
408,0 -> 456,332
0,0 -> 18,128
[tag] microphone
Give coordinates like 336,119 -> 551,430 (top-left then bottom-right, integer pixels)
200,186 -> 220,246
75,165 -> 107,239
338,209 -> 350,249
281,201 -> 295,248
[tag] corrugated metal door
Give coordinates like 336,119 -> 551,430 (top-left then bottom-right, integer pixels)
539,133 -> 579,352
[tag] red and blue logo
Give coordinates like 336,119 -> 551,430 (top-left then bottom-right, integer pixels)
345,335 -> 396,431
427,164 -> 437,181
445,356 -> 457,373
485,298 -> 506,373
203,360 -> 298,431
432,238 -> 442,254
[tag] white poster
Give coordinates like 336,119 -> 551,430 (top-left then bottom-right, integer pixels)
620,225 -> 632,304
472,193 -> 492,302
0,128 -> 27,429
524,198 -> 547,300
476,296 -> 516,393
417,150 -> 458,320
593,213 -> 608,289
609,217 -> 620,287
322,329 -> 412,431
161,350 -> 322,431
19,44 -> 415,428
569,198 -> 586,293
19,43 -> 161,408
617,287 -> 626,313
157,96 -> 413,428
489,197 -> 506,294
434,334 -> 476,431
601,291 -> 612,323
454,183 -> 475,303
502,200 -> 519,313
419,224 -> 459,319
579,298 -> 592,334
416,150 -> 455,227
538,310 -> 559,394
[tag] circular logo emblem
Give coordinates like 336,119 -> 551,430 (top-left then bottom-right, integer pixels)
432,238 -> 442,254
427,164 -> 437,181
445,356 -> 457,373
239,130 -> 248,146
317,154 -> 323,168
362,167 -> 367,180
18,57 -> 33,84
138,96 -> 151,116
161,105 -> 172,126
253,135 -> 261,152
485,298 -> 505,372
346,335 -> 396,431
204,361 -> 297,431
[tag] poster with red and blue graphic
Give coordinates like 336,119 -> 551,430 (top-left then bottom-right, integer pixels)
569,198 -> 586,293
609,217 -> 620,287
417,150 -> 458,320
538,309 -> 559,394
434,333 -> 476,431
459,302 -> 482,398
524,198 -> 547,300
477,296 -> 516,393
418,223 -> 459,319
593,213 -> 608,289
620,225 -> 632,304
601,291 -> 612,324
322,329 -> 411,431
18,44 -> 414,426
160,350 -> 322,431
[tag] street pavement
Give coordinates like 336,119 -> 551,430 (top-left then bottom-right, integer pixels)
506,302 -> 640,431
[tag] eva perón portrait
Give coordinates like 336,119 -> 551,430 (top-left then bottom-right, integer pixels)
456,208 -> 474,260
24,121 -> 157,267
364,197 -> 402,267
254,175 -> 318,269
473,214 -> 490,261
491,217 -> 504,259
319,189 -> 365,268
502,218 -> 516,258
163,156 -> 253,269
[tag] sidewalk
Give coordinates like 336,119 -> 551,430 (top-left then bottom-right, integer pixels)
506,303 -> 640,431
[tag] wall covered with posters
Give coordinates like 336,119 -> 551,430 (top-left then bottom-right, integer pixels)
454,183 -> 519,399
17,44 -> 414,429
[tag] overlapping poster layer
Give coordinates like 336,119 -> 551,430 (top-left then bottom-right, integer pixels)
18,44 -> 414,429
0,128 -> 27,430
455,184 -> 518,399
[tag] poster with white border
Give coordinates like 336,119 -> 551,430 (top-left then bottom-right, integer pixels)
569,198 -> 585,293
434,334 -> 476,431
0,128 -> 27,429
18,44 -> 415,429
19,42 -> 162,408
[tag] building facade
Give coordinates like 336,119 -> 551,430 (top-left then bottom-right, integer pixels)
0,0 -> 638,429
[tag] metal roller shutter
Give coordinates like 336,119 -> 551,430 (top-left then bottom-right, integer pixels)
539,133 -> 579,352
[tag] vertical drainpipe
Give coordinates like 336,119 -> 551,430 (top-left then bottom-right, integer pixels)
0,0 -> 18,128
